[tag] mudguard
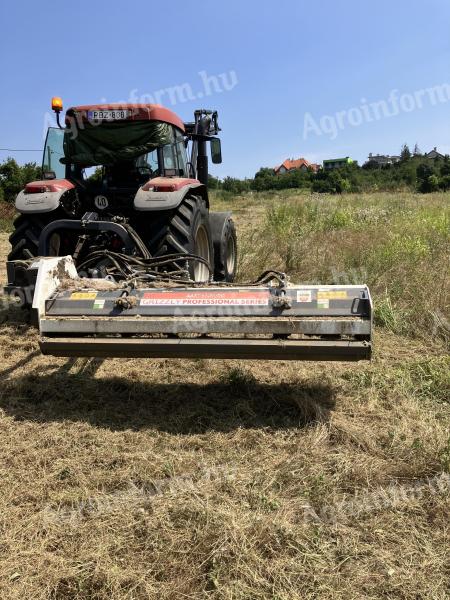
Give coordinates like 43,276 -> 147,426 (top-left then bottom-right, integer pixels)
134,177 -> 207,211
15,180 -> 75,214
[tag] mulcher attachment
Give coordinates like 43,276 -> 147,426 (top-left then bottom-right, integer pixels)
35,258 -> 373,361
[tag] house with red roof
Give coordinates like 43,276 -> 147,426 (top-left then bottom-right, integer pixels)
274,157 -> 319,174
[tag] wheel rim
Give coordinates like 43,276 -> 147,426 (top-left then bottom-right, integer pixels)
226,234 -> 236,275
194,225 -> 210,282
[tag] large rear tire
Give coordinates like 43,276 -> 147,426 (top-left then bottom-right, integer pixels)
147,195 -> 214,282
8,213 -> 64,261
8,214 -> 47,261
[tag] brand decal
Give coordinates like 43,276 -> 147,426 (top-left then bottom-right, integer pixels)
140,291 -> 270,306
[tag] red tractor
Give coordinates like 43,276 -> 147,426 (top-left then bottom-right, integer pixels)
7,98 -> 237,297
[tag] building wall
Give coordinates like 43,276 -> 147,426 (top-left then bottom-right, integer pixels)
324,160 -> 348,170
368,154 -> 400,166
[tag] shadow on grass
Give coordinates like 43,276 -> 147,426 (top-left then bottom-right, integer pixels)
1,362 -> 336,434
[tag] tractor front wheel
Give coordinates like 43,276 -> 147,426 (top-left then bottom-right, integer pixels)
209,212 -> 237,282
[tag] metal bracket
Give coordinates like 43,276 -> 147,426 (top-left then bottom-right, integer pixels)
38,218 -> 136,256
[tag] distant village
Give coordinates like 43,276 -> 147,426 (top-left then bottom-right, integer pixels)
274,147 -> 446,174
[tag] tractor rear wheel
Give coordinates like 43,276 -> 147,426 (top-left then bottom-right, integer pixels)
8,213 -> 64,262
8,214 -> 48,261
147,195 -> 214,282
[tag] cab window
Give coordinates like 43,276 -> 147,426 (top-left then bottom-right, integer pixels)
161,127 -> 188,176
43,128 -> 66,179
162,144 -> 177,172
174,130 -> 188,176
136,150 -> 159,176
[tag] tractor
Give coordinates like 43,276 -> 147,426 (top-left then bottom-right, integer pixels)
7,99 -> 237,293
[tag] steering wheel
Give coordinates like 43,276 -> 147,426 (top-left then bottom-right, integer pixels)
137,165 -> 153,176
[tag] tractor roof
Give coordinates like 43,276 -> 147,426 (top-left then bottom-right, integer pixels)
65,103 -> 185,132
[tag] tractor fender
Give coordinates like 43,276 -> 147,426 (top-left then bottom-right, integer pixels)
15,180 -> 75,214
134,178 -> 208,211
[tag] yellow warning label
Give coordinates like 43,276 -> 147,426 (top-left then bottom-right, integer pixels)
317,290 -> 348,300
70,292 -> 98,300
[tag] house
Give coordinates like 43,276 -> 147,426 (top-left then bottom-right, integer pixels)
274,157 -> 320,175
426,147 -> 445,160
323,157 -> 355,170
367,153 -> 400,166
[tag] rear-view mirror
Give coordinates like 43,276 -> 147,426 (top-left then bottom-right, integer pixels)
210,138 -> 222,164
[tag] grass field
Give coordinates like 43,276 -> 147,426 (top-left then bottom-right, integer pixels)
0,191 -> 448,599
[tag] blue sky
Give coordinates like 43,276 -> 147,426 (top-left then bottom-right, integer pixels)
1,0 -> 450,178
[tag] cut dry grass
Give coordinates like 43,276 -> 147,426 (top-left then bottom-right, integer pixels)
0,191 -> 449,599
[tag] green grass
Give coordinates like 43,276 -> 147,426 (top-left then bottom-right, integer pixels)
219,191 -> 449,343
345,354 -> 450,405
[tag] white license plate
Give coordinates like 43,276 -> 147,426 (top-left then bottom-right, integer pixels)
87,109 -> 130,121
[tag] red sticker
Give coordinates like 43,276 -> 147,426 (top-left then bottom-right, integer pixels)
140,290 -> 270,306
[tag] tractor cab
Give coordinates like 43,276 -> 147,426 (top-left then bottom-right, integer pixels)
41,101 -> 198,214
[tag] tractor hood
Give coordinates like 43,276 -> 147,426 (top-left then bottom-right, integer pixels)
62,120 -> 173,167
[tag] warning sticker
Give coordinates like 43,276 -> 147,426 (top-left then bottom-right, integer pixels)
93,299 -> 105,309
317,299 -> 330,309
318,290 -> 348,300
140,291 -> 270,306
70,292 -> 97,300
297,290 -> 313,303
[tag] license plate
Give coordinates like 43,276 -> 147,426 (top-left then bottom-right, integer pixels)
87,109 -> 130,121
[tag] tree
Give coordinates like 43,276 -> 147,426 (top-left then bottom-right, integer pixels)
221,176 -> 250,194
426,174 -> 440,192
87,166 -> 103,182
416,162 -> 434,181
413,143 -> 422,157
207,174 -> 221,189
254,167 -> 275,179
440,156 -> 450,176
439,175 -> 450,191
400,143 -> 412,161
311,169 -> 350,194
417,163 -> 438,193
0,157 -> 41,203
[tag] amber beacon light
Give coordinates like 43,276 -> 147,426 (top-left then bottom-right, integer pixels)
51,96 -> 63,113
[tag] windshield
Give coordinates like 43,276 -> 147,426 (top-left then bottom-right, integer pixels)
62,120 -> 173,167
42,127 -> 65,179
43,122 -> 188,183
